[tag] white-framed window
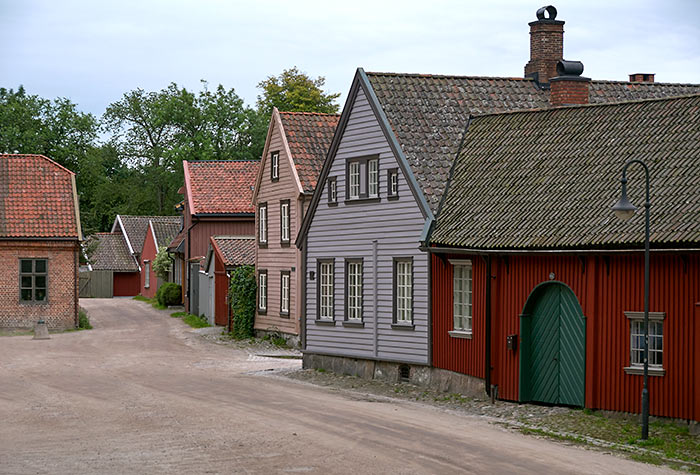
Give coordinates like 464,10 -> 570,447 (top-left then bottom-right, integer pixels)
281,271 -> 290,315
328,177 -> 337,204
349,161 -> 360,199
368,159 -> 379,197
624,311 -> 665,376
318,260 -> 334,320
280,201 -> 290,243
388,168 -> 399,197
346,260 -> 363,321
258,270 -> 268,312
394,258 -> 413,324
271,151 -> 279,181
144,261 -> 151,289
258,203 -> 267,244
19,258 -> 48,302
451,259 -> 472,334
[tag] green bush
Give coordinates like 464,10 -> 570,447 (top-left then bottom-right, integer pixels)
156,282 -> 182,307
78,308 -> 92,329
152,246 -> 172,280
229,265 -> 256,339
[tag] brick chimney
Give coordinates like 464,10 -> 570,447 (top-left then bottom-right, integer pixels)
524,6 -> 565,87
629,73 -> 655,83
550,60 -> 591,106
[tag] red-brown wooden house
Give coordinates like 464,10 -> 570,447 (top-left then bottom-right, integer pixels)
427,94 -> 700,422
139,217 -> 182,298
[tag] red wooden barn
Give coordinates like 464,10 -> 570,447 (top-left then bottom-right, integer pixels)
427,94 -> 700,422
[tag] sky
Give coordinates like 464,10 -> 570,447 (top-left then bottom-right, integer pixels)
2,0 -> 699,117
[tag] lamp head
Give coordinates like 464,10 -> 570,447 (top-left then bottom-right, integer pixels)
612,180 -> 637,221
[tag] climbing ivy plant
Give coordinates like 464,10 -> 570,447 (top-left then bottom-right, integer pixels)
229,265 -> 256,339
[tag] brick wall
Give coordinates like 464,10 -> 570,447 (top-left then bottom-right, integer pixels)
0,240 -> 78,330
550,78 -> 590,106
524,20 -> 565,84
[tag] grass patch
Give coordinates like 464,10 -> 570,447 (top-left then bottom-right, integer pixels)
261,332 -> 288,348
170,311 -> 188,318
78,308 -> 92,330
132,295 -> 167,310
169,311 -> 210,328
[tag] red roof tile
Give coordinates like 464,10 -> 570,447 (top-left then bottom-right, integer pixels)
183,160 -> 259,215
279,111 -> 340,193
0,154 -> 80,239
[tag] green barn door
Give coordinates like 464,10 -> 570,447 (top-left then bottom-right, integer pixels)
520,283 -> 585,407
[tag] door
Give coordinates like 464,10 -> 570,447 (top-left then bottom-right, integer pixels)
520,282 -> 586,406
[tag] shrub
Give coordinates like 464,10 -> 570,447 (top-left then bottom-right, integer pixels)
156,282 -> 182,307
78,308 -> 92,329
152,246 -> 172,280
229,265 -> 256,339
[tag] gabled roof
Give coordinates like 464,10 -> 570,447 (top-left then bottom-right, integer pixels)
210,236 -> 255,267
365,72 -> 700,214
150,218 -> 181,249
87,233 -> 139,271
0,154 -> 81,239
183,160 -> 259,215
113,215 -> 180,255
429,94 -> 700,250
279,111 -> 340,193
167,228 -> 186,253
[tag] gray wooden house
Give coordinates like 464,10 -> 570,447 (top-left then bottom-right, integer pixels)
296,6 -> 700,384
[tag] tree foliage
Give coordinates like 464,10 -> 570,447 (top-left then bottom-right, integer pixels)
229,265 -> 256,339
152,246 -> 172,280
256,67 -> 340,116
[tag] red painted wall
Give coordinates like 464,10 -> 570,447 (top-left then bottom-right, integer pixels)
114,272 -> 140,296
432,252 -> 700,421
140,225 -> 158,298
214,251 -> 230,327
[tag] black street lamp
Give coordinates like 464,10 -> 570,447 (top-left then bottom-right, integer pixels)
612,159 -> 650,440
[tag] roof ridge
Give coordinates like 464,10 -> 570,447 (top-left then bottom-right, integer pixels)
592,79 -> 700,87
365,71 -> 536,82
186,159 -> 260,163
213,235 -> 255,239
0,153 -> 76,175
469,92 -> 700,119
279,111 -> 340,117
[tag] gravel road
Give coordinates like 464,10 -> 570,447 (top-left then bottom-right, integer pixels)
0,298 -> 672,474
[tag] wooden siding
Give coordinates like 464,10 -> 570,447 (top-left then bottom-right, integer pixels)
431,252 -> 700,421
140,223 -> 158,298
254,117 -> 301,336
213,251 -> 230,326
114,272 -> 140,296
305,85 -> 429,364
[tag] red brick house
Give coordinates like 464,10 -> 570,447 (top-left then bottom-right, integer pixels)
0,154 -> 82,330
428,94 -> 700,421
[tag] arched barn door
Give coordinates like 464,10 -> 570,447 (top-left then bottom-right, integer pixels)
519,282 -> 586,407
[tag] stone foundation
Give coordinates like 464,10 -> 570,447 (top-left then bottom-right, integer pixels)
302,352 -> 485,398
255,328 -> 300,349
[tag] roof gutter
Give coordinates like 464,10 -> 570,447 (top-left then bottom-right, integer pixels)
423,245 -> 700,255
192,213 -> 255,218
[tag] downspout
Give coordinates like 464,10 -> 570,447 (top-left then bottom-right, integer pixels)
301,236 -> 307,350
484,255 -> 492,396
373,239 -> 378,357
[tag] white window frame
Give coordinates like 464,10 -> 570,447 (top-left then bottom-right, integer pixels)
346,260 -> 363,321
328,177 -> 337,204
258,271 -> 267,312
281,272 -> 290,315
271,151 -> 279,180
349,161 -> 360,199
368,159 -> 379,197
144,261 -> 151,289
318,261 -> 334,320
258,203 -> 267,244
394,259 -> 413,324
280,201 -> 290,243
624,311 -> 666,376
449,259 -> 472,338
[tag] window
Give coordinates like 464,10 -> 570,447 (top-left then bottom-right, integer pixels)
345,259 -> 363,321
258,270 -> 268,313
271,151 -> 279,181
280,200 -> 290,244
258,203 -> 267,245
328,176 -> 337,205
393,258 -> 413,325
349,161 -> 360,199
624,311 -> 665,376
144,261 -> 151,289
280,271 -> 290,315
368,159 -> 378,197
451,260 -> 472,336
317,260 -> 334,320
388,168 -> 399,199
20,258 -> 47,302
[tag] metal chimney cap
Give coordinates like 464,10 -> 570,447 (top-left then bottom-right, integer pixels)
536,5 -> 558,21
556,60 -> 584,77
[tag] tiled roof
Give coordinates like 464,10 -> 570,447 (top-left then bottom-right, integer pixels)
0,154 -> 80,239
184,160 -> 259,215
151,218 -> 181,249
279,111 -> 340,193
87,233 -> 138,271
167,228 -> 186,253
430,94 -> 700,250
118,215 -> 179,255
211,236 -> 255,267
365,72 -> 700,213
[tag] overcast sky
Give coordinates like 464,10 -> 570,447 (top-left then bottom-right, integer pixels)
2,0 -> 699,117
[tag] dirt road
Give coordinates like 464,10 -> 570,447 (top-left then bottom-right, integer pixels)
0,299 -> 671,474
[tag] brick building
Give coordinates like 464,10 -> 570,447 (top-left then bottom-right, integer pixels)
0,154 -> 82,330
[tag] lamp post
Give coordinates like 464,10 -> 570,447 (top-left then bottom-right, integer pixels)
612,159 -> 650,440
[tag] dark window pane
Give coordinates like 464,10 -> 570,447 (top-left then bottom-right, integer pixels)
35,260 -> 47,273
35,276 -> 46,289
35,288 -> 46,301
21,289 -> 32,301
21,260 -> 32,273
21,276 -> 32,288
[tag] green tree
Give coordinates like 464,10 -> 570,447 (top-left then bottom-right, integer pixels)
256,67 -> 340,116
152,246 -> 172,280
